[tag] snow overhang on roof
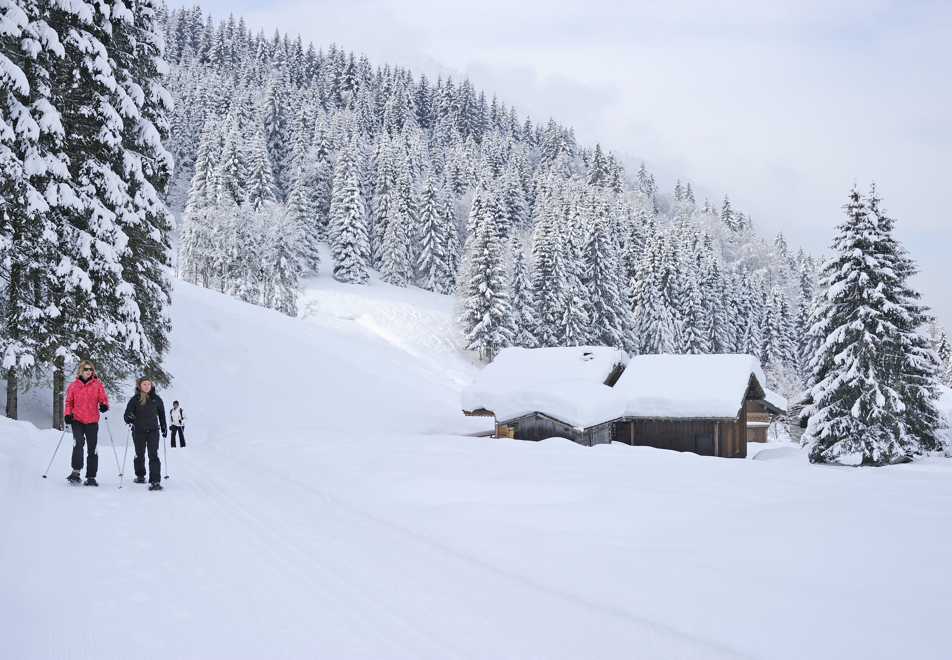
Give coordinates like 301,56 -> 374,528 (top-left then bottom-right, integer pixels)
613,354 -> 768,420
461,346 -> 629,426
759,388 -> 788,415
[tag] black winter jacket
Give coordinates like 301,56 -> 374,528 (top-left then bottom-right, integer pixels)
124,388 -> 167,434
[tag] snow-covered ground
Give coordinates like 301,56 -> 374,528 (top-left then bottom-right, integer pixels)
2,268 -> 952,659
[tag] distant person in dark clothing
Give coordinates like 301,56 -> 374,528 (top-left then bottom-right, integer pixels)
123,377 -> 167,486
64,360 -> 109,486
169,400 -> 187,447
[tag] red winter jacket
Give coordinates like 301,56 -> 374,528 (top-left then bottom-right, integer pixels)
64,376 -> 109,425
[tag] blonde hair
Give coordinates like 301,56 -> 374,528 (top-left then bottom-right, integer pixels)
136,377 -> 152,406
77,360 -> 96,379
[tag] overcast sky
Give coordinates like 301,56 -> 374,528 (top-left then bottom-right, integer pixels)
167,0 -> 952,329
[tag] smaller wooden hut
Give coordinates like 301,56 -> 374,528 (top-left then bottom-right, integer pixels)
461,346 -> 628,445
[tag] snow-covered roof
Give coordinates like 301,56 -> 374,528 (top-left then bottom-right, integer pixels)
488,378 -> 627,429
761,388 -> 789,415
462,349 -> 774,427
461,346 -> 628,427
613,354 -> 767,419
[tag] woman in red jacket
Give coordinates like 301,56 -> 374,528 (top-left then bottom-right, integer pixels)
64,360 -> 109,486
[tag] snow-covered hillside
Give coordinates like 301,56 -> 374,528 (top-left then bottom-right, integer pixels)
2,273 -> 952,659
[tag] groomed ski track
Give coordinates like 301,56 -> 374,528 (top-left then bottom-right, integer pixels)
0,424 -> 743,660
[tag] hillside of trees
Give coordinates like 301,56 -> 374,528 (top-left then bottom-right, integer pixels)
5,1 -> 949,443
162,6 -> 823,407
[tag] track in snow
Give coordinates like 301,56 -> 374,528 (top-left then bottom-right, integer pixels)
0,429 -> 746,660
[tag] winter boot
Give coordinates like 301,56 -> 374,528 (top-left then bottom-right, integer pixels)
67,470 -> 81,484
133,476 -> 146,484
84,478 -> 99,487
149,481 -> 163,491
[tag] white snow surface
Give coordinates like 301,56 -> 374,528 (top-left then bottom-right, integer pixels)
615,353 -> 769,418
2,269 -> 952,660
461,345 -> 628,426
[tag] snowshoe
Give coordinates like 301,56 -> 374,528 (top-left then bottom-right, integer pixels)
84,478 -> 99,487
133,476 -> 147,484
149,482 -> 163,491
67,471 -> 81,484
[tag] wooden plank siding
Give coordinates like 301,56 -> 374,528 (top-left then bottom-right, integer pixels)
506,413 -> 614,447
611,407 -> 748,458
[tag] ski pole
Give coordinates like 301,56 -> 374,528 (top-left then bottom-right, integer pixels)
104,415 -> 122,477
119,425 -> 131,489
163,430 -> 169,479
42,429 -> 68,478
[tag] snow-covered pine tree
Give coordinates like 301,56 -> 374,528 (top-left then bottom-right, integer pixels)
458,189 -> 512,360
416,176 -> 459,294
369,135 -> 394,266
0,0 -> 66,416
557,188 -> 593,347
244,127 -> 277,210
720,195 -> 737,232
699,249 -> 733,353
866,186 -> 944,453
929,323 -> 952,387
581,203 -> 631,349
261,73 -> 291,198
508,231 -> 538,348
631,226 -> 677,355
679,241 -> 710,355
108,0 -> 177,387
805,185 -> 943,465
328,135 -> 370,284
217,115 -> 246,206
179,120 -> 222,287
42,0 -> 152,405
286,164 -> 320,272
261,201 -> 303,316
586,143 -> 608,188
379,162 -> 414,287
527,196 -> 563,350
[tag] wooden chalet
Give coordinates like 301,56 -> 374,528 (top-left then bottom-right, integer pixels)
462,349 -> 787,459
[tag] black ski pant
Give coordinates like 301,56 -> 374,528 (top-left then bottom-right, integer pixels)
170,425 -> 185,447
133,428 -> 161,482
70,422 -> 98,478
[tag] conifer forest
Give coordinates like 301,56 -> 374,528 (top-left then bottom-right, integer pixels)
2,1 -> 950,462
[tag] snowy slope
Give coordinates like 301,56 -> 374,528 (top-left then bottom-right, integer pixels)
2,270 -> 952,660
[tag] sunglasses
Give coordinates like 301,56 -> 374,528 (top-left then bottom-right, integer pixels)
82,367 -> 93,372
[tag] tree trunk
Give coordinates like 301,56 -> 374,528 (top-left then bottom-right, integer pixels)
53,356 -> 65,431
5,368 -> 17,420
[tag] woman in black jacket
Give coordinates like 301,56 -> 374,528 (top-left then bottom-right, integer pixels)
123,376 -> 168,488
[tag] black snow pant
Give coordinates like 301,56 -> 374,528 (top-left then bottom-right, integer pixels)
70,422 -> 99,478
133,428 -> 161,482
170,425 -> 185,447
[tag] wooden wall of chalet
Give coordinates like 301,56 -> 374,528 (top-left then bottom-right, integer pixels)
613,408 -> 747,459
506,413 -> 612,447
745,400 -> 772,443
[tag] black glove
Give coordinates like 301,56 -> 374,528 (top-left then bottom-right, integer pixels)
162,431 -> 167,438
124,414 -> 134,425
99,403 -> 108,413
64,413 -> 74,425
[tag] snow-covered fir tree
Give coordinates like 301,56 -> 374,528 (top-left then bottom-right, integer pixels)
804,185 -> 944,465
328,135 -> 370,284
458,188 -> 512,360
416,176 -> 460,294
